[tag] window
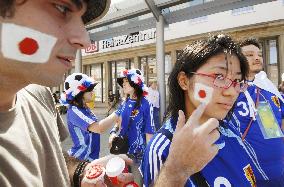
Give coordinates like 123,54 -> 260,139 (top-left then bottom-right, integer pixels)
83,64 -> 105,102
140,56 -> 155,85
262,38 -> 279,86
139,54 -> 172,103
109,59 -> 133,98
268,40 -> 278,65
90,64 -> 105,102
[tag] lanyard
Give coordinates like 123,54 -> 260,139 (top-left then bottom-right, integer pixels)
241,88 -> 260,141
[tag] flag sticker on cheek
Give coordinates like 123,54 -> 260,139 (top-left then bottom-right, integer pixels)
194,83 -> 213,104
1,23 -> 57,63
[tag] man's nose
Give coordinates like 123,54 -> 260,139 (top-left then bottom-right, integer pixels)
254,53 -> 261,61
222,81 -> 239,97
67,18 -> 91,49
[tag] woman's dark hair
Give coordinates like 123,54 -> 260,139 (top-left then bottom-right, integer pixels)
0,0 -> 21,18
127,77 -> 144,109
68,84 -> 95,108
165,34 -> 249,122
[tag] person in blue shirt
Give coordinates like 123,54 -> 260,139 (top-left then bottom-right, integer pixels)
109,69 -> 155,185
61,73 -> 119,162
230,38 -> 284,186
140,34 -> 262,187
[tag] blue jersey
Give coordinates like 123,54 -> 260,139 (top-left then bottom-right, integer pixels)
115,97 -> 155,159
231,84 -> 284,185
140,118 -> 259,187
67,105 -> 100,161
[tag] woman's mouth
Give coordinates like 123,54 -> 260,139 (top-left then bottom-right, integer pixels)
217,103 -> 233,110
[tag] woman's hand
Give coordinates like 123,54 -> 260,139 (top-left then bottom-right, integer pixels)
81,154 -> 134,187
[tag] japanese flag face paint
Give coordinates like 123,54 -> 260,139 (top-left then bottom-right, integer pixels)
194,82 -> 213,104
1,23 -> 57,63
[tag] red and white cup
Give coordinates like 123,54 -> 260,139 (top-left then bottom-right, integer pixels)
106,156 -> 140,186
82,164 -> 106,184
106,156 -> 128,185
124,181 -> 140,187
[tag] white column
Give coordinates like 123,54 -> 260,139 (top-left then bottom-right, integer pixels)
75,50 -> 82,73
156,15 -> 165,122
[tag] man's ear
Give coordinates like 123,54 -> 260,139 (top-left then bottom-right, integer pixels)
177,71 -> 189,91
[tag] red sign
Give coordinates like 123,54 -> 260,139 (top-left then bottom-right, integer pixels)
85,42 -> 98,53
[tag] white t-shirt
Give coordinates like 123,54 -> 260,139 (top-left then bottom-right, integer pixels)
147,87 -> 160,108
0,84 -> 70,187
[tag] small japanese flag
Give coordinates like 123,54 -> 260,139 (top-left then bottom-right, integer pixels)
194,83 -> 213,104
1,23 -> 57,63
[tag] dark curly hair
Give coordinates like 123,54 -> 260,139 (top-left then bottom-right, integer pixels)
239,38 -> 261,49
165,34 -> 249,122
0,0 -> 107,24
126,78 -> 144,109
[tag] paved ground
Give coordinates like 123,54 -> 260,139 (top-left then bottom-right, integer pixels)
61,106 -> 114,157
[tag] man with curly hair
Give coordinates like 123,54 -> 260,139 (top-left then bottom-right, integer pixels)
230,38 -> 284,186
0,1 -> 136,186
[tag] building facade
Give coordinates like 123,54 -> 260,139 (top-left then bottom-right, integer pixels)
55,0 -> 284,104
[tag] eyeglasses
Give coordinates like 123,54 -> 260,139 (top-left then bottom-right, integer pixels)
190,72 -> 248,92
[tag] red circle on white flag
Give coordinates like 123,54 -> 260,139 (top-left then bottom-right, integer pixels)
18,37 -> 39,55
198,90 -> 206,98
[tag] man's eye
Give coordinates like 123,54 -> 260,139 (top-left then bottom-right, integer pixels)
54,4 -> 71,15
245,54 -> 253,57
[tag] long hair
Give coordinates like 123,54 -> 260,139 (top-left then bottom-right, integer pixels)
68,85 -> 95,109
165,34 -> 249,122
0,0 -> 21,18
127,78 -> 144,109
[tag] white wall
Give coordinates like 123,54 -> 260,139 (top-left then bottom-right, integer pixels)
83,0 -> 284,56
165,0 -> 284,40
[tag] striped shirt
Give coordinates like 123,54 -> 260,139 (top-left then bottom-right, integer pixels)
67,105 -> 100,161
115,97 -> 155,159
140,118 -> 260,187
230,84 -> 284,185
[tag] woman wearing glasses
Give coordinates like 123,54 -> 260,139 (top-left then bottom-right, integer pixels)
140,34 -> 263,186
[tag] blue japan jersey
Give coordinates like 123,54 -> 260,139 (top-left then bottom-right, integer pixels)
140,118 -> 259,187
115,97 -> 155,158
67,105 -> 100,161
230,85 -> 284,185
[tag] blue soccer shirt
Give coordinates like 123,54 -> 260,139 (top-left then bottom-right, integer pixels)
230,84 -> 284,185
67,105 -> 100,161
115,97 -> 155,159
140,118 -> 259,187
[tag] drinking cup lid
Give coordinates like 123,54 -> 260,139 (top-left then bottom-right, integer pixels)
106,157 -> 126,177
